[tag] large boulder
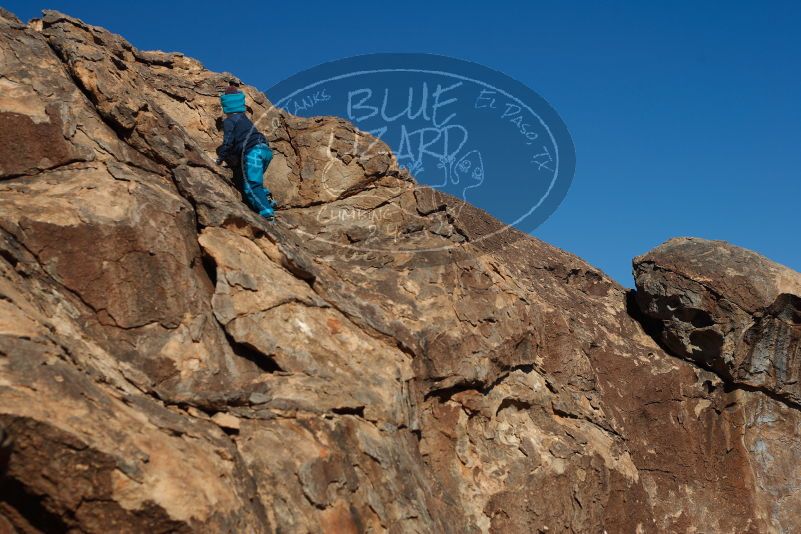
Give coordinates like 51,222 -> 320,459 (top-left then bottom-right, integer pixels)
635,237 -> 801,404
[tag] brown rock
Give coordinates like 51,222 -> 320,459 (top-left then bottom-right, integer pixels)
1,8 -> 800,533
634,237 -> 801,404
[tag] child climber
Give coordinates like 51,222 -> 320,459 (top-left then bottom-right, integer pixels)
215,85 -> 277,218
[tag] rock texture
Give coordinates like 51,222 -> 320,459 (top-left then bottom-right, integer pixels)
1,8 -> 800,533
635,238 -> 801,405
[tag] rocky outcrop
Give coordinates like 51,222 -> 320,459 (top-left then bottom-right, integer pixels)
1,8 -> 800,533
635,237 -> 801,406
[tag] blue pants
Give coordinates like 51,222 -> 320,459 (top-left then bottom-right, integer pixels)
243,144 -> 275,217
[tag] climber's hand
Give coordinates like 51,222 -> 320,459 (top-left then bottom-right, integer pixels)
215,158 -> 223,166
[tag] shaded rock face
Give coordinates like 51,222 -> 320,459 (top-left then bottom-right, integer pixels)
634,238 -> 801,405
1,9 -> 800,533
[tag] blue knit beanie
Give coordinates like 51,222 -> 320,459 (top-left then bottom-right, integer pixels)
220,90 -> 246,114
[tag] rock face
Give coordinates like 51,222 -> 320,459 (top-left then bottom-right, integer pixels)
635,238 -> 801,405
1,8 -> 800,533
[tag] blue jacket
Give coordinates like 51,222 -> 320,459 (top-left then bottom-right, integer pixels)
216,112 -> 267,168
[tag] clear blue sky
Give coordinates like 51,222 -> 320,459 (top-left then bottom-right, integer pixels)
8,1 -> 800,285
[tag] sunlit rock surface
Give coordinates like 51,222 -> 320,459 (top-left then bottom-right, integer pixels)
1,8 -> 800,533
